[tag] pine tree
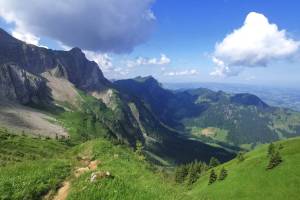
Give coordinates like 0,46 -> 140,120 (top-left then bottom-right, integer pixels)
267,151 -> 282,170
208,169 -> 217,185
268,143 -> 275,157
187,163 -> 199,185
218,167 -> 228,181
209,157 -> 220,168
175,165 -> 189,183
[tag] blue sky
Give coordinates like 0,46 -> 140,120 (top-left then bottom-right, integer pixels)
0,0 -> 300,87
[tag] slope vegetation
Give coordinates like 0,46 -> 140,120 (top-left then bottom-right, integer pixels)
115,77 -> 300,147
188,137 -> 300,200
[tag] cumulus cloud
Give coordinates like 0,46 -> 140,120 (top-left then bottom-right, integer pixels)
0,0 -> 155,53
211,12 -> 300,77
12,28 -> 40,46
84,51 -> 132,76
127,54 -> 171,67
84,51 -> 114,72
164,69 -> 199,76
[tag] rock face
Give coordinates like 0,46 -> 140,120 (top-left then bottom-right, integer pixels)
0,63 -> 48,104
0,28 -> 110,104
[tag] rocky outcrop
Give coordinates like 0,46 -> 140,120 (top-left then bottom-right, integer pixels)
0,63 -> 48,104
0,28 -> 111,102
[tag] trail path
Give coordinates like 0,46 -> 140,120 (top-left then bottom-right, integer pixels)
53,181 -> 70,200
47,159 -> 100,200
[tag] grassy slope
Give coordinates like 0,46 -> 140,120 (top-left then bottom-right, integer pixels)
67,139 -> 187,200
0,160 -> 70,200
188,137 -> 300,200
0,130 -> 71,200
0,128 -> 69,166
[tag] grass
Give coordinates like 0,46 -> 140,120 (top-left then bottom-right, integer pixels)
0,160 -> 70,200
189,127 -> 229,143
0,129 -> 71,200
0,125 -> 300,200
67,139 -> 188,200
188,137 -> 300,200
0,128 -> 69,166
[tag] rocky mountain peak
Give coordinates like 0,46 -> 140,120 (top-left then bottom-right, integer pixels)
0,28 -> 111,104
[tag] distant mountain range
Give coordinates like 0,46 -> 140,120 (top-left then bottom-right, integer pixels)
115,77 -> 300,148
164,82 -> 300,112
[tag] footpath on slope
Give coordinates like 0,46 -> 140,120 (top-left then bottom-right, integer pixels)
44,158 -> 100,200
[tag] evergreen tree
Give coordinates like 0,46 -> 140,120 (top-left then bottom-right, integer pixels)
268,143 -> 275,157
175,165 -> 189,183
187,163 -> 199,185
208,169 -> 217,185
267,151 -> 282,169
209,157 -> 220,168
201,162 -> 209,173
237,152 -> 245,162
135,141 -> 145,160
218,167 -> 228,181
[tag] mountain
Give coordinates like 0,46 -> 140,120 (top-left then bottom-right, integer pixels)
0,28 -> 110,106
115,77 -> 300,147
0,28 -> 233,164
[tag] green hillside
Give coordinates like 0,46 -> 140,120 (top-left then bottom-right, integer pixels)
115,77 -> 300,148
66,139 -> 187,200
0,127 -> 299,200
0,129 -> 188,200
188,137 -> 300,200
0,129 -> 71,200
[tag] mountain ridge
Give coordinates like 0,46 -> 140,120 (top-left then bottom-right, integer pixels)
0,28 -> 234,164
115,76 -> 300,147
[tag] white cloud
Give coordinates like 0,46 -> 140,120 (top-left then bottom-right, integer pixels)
211,12 -> 300,77
0,0 -> 155,53
84,51 -> 131,76
127,54 -> 171,67
164,69 -> 199,76
12,28 -> 40,46
113,67 -> 130,76
84,51 -> 114,72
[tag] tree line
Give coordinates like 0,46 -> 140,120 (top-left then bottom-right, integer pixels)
174,157 -> 228,186
174,142 -> 284,187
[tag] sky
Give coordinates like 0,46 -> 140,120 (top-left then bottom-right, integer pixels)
0,0 -> 300,87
